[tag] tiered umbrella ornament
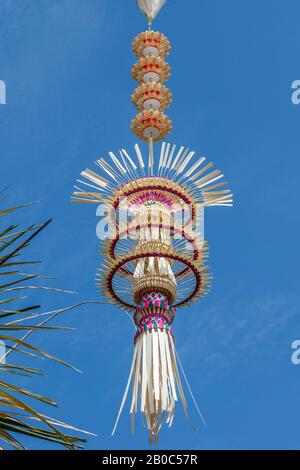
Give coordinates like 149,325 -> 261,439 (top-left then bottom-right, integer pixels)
71,0 -> 233,443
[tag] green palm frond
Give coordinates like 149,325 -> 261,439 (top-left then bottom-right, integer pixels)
0,200 -> 91,450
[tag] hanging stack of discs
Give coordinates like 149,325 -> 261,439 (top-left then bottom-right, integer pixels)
131,31 -> 173,142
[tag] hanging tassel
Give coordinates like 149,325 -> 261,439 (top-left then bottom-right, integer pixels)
112,292 -> 188,443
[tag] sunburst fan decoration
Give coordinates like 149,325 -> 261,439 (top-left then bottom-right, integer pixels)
71,0 -> 233,444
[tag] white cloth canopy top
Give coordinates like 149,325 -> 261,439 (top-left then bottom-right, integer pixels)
136,0 -> 167,21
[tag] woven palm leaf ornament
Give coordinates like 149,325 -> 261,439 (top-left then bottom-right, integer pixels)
71,0 -> 233,443
136,0 -> 167,27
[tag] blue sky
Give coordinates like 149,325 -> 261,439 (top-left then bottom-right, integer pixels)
0,0 -> 300,450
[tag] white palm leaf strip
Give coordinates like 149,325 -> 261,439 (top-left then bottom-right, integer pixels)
72,186 -> 103,200
119,150 -> 131,177
122,149 -> 138,173
122,150 -> 138,181
201,181 -> 229,197
170,146 -> 184,171
169,336 -> 188,417
158,330 -> 168,411
71,195 -> 100,204
166,365 -> 175,424
134,338 -> 143,414
130,338 -> 143,434
109,152 -> 127,176
75,179 -> 110,193
209,203 -> 232,207
96,159 -> 118,182
71,196 -> 98,204
100,157 -> 125,182
111,344 -> 138,436
152,331 -> 160,401
142,330 -> 180,439
145,390 -> 151,430
158,141 -> 166,174
166,375 -> 175,426
146,329 -> 154,414
174,345 -> 206,426
203,189 -> 232,197
196,170 -> 223,189
148,137 -> 154,175
165,143 -> 175,170
205,194 -> 233,206
175,147 -> 189,172
207,203 -> 233,207
160,142 -> 169,177
80,169 -> 108,188
164,331 -> 177,401
141,332 -> 148,412
135,143 -> 145,174
96,159 -> 118,178
154,410 -> 165,440
162,142 -> 171,168
177,151 -> 195,174
205,191 -> 233,199
190,161 -> 214,181
75,180 -> 109,197
183,156 -> 206,181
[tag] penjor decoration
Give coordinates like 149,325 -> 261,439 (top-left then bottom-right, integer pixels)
71,0 -> 233,444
